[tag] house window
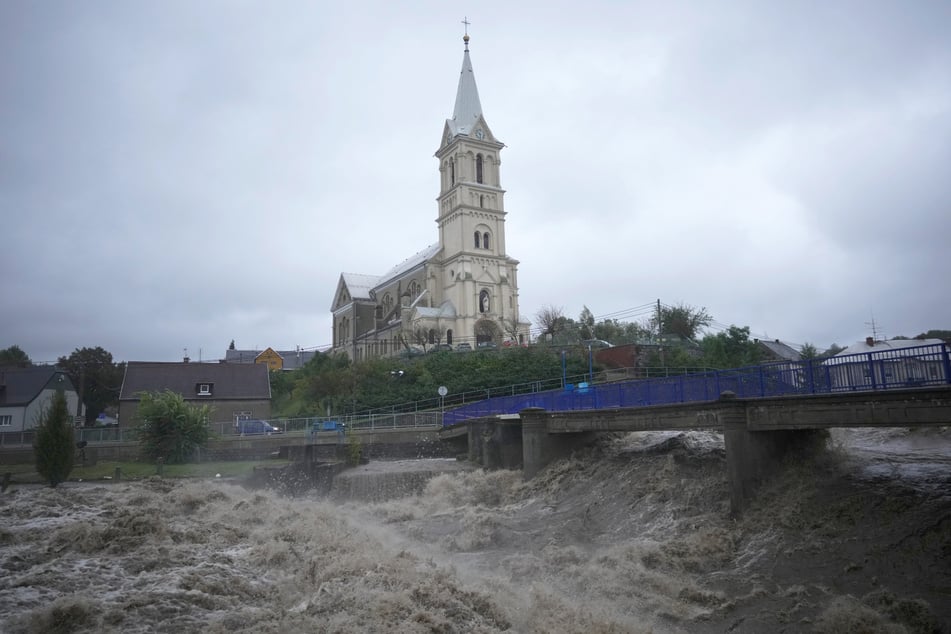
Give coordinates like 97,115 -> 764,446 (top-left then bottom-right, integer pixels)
0,415 -> 11,427
197,383 -> 213,396
476,154 -> 484,183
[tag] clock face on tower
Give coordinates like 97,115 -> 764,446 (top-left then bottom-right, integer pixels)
475,128 -> 484,140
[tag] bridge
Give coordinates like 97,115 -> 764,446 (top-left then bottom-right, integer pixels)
440,343 -> 951,513
3,343 -> 947,510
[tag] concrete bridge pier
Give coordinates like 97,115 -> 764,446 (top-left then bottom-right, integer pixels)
721,405 -> 826,515
468,419 -> 522,469
520,408 -> 596,479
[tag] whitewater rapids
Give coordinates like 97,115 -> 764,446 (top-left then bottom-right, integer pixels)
1,428 -> 949,633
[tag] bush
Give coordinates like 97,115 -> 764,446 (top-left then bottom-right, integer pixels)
136,390 -> 212,464
33,390 -> 75,488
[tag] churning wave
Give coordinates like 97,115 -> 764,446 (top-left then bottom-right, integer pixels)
2,428 -> 949,633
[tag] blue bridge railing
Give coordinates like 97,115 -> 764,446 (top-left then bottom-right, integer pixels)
442,343 -> 951,426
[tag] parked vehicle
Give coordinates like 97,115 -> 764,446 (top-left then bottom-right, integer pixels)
476,341 -> 498,350
235,419 -> 282,436
430,344 -> 453,353
455,343 -> 472,351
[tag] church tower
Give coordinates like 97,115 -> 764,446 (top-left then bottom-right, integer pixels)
432,32 -> 524,346
330,31 -> 528,360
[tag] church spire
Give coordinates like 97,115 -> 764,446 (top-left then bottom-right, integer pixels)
449,25 -> 483,137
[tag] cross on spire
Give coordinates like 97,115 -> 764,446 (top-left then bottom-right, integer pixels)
461,17 -> 471,50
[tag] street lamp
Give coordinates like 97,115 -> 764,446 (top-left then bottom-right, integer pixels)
561,350 -> 567,388
588,344 -> 594,384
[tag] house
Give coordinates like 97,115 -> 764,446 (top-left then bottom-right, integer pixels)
823,337 -> 948,389
755,338 -> 805,389
118,361 -> 271,426
224,347 -> 316,371
755,339 -> 802,363
0,366 -> 82,432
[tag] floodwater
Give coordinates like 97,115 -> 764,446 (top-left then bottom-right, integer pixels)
1,428 -> 949,633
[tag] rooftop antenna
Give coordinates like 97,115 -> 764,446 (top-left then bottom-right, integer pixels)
865,313 -> 883,342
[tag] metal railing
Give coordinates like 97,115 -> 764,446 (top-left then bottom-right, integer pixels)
5,346 -> 946,446
441,343 -> 951,426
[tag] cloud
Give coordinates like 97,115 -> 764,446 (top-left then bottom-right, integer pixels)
2,0 -> 949,363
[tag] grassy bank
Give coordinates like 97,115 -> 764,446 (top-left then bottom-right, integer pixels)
2,459 -> 293,485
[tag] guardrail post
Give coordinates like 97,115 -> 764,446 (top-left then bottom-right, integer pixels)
941,344 -> 951,384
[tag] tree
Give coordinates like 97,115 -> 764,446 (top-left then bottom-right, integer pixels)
136,390 -> 212,464
0,345 -> 31,367
915,330 -> 951,344
823,343 -> 846,357
57,347 -> 125,426
799,343 -> 819,359
578,306 -> 595,340
502,316 -> 523,343
651,303 -> 712,340
534,305 -> 567,343
700,326 -> 761,369
33,390 -> 74,488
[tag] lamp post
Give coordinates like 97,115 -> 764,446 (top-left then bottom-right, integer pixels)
588,344 -> 594,384
438,385 -> 448,424
561,350 -> 567,388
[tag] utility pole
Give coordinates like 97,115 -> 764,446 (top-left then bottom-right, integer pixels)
76,363 -> 85,424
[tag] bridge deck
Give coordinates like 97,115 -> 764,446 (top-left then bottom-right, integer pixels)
533,387 -> 951,434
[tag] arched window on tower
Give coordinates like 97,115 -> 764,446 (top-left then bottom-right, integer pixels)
479,194 -> 484,208
483,232 -> 490,250
476,154 -> 484,184
450,158 -> 455,185
474,231 -> 481,248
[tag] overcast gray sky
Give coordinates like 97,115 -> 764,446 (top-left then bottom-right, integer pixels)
2,1 -> 949,364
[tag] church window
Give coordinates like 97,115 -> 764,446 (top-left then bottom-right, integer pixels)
479,194 -> 484,208
446,329 -> 453,345
474,231 -> 481,248
483,232 -> 490,250
450,158 -> 455,185
428,329 -> 436,344
479,289 -> 490,313
476,154 -> 484,183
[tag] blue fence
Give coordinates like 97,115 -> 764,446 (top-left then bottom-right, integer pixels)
442,343 -> 951,426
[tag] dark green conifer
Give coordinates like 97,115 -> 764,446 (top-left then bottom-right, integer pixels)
33,390 -> 75,488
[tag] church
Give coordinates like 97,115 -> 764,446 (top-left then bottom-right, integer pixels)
330,33 -> 530,361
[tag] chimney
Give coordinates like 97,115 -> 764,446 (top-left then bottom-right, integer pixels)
865,337 -> 874,347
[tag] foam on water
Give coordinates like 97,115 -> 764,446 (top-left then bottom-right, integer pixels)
2,428 -> 949,633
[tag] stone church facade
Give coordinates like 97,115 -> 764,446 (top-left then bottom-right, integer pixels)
330,35 -> 530,360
